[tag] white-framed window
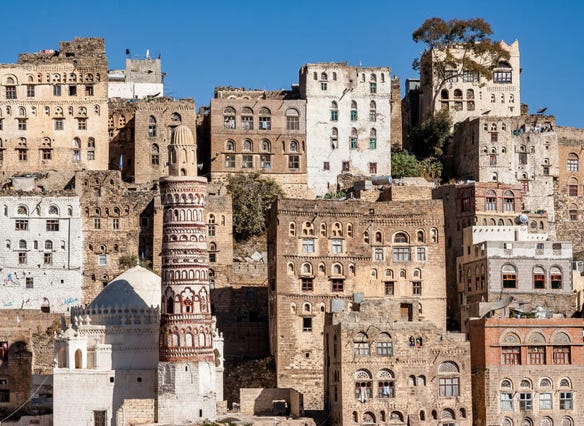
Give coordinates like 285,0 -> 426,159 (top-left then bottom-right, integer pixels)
98,254 -> 107,266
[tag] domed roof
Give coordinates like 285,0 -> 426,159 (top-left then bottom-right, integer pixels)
88,265 -> 160,309
171,124 -> 194,146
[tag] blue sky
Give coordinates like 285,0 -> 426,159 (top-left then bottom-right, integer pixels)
3,0 -> 583,127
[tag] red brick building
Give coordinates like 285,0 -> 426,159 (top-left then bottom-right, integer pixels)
469,317 -> 584,426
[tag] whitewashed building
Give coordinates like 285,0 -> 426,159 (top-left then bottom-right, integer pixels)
299,63 -> 392,196
108,53 -> 164,100
0,195 -> 82,312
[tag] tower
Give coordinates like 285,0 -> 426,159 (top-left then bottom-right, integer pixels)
157,124 -> 223,424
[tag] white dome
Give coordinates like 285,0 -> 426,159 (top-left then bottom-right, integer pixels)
88,265 -> 161,309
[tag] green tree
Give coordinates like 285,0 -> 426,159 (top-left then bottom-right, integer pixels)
408,109 -> 452,158
227,172 -> 284,241
412,17 -> 510,114
391,150 -> 419,178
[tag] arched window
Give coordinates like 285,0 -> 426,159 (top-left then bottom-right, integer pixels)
394,232 -> 408,243
369,128 -> 377,149
350,128 -> 357,149
151,144 -> 160,165
566,152 -> 579,172
354,369 -> 372,401
241,107 -> 253,130
332,263 -> 342,275
550,266 -> 562,289
225,140 -> 235,151
466,88 -> 474,99
502,264 -> 517,288
369,100 -> 376,122
441,89 -> 449,99
243,139 -> 252,151
533,266 -> 545,289
286,108 -> 300,130
289,222 -> 295,236
569,177 -> 578,196
330,101 -> 338,121
259,107 -> 271,130
19,239 -> 27,249
148,115 -> 157,137
350,100 -> 357,121
289,140 -> 298,152
223,107 -> 236,129
301,262 -> 312,275
261,139 -> 271,152
503,190 -> 515,211
332,222 -> 343,237
438,361 -> 460,397
377,369 -> 395,398
353,332 -> 369,356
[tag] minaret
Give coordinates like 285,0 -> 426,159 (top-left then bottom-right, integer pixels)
157,124 -> 222,423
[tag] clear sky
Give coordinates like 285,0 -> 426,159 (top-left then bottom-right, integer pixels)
2,0 -> 583,127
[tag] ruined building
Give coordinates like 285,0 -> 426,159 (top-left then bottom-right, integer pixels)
326,298 -> 472,426
299,63 -> 396,196
268,197 -> 446,411
0,38 -> 109,179
209,87 -> 309,198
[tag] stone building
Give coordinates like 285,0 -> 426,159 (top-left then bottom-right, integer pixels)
206,184 -> 233,289
268,197 -> 446,411
298,63 -> 395,196
107,52 -> 164,99
108,97 -> 196,184
0,37 -> 109,179
209,88 -> 308,198
433,182 -> 549,328
0,194 -> 82,312
469,317 -> 584,426
449,115 -> 558,223
419,40 -> 520,124
554,126 -> 584,255
457,225 -> 576,332
326,298 -> 472,426
73,170 -> 156,304
0,327 -> 33,418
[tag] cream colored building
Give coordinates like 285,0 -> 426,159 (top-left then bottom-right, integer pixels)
420,40 -> 520,123
0,38 -> 109,179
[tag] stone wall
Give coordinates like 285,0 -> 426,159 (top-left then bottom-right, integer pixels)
115,398 -> 156,426
269,197 -> 447,410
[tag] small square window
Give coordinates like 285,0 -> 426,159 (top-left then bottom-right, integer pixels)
98,254 -> 107,266
25,277 -> 33,289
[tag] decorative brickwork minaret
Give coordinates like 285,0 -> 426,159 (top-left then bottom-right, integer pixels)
157,124 -> 222,423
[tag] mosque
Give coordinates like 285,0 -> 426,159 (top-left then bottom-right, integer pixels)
52,125 -> 224,425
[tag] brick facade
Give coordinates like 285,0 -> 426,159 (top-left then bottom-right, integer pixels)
268,197 -> 447,411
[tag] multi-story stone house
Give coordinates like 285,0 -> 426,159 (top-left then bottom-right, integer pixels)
326,298 -> 472,426
450,115 -> 558,224
419,40 -> 521,124
268,197 -> 446,411
209,88 -> 308,198
298,63 -> 396,196
457,225 -> 576,332
73,170 -> 156,304
0,38 -> 108,179
470,317 -> 584,426
0,328 -> 33,417
0,193 -> 82,312
108,97 -> 196,184
433,182 -> 548,328
554,126 -> 584,254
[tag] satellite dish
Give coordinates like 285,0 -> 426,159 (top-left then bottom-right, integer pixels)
518,214 -> 529,224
